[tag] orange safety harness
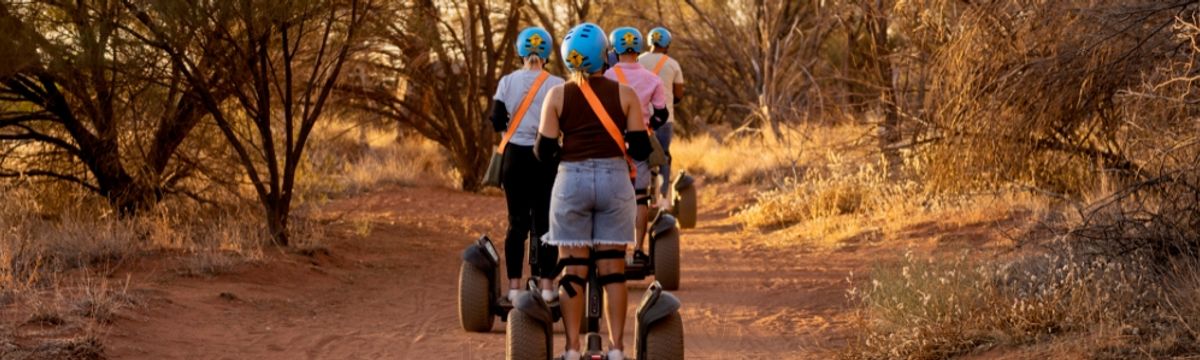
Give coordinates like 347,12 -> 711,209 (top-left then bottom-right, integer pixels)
577,80 -> 637,181
497,71 -> 551,154
652,55 -> 670,76
611,66 -> 658,138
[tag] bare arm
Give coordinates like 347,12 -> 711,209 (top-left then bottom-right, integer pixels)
534,85 -> 565,162
619,84 -> 645,132
538,85 -> 564,138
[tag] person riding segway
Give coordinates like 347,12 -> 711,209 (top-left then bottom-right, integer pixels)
603,27 -> 670,270
492,27 -> 567,307
639,26 -> 697,230
457,26 -> 564,333
504,23 -> 684,360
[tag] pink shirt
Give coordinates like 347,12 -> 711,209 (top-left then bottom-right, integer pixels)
604,62 -> 666,125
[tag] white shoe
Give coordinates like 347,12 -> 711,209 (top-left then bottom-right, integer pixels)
561,349 -> 581,360
541,289 -> 558,303
607,349 -> 624,360
507,289 -> 520,304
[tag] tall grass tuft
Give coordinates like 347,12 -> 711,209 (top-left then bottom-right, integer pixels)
843,250 -> 1181,359
297,123 -> 457,199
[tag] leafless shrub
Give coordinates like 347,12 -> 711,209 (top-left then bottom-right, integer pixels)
921,1 -> 1194,195
844,250 -> 1182,359
0,332 -> 104,360
665,0 -> 833,141
70,275 -> 135,325
1017,11 -> 1200,262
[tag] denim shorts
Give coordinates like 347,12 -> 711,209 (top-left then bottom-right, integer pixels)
542,157 -> 636,248
634,160 -> 651,190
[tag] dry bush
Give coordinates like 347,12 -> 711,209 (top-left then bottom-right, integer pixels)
688,123 -> 917,229
920,1 -> 1193,195
0,333 -> 104,360
64,275 -> 136,325
671,124 -> 871,185
670,134 -> 803,185
1023,12 -> 1200,262
1,184 -> 268,292
843,250 -> 1188,359
297,123 -> 457,199
735,157 -> 909,230
0,183 -> 268,358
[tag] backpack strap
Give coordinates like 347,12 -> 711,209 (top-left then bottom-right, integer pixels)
497,71 -> 551,154
613,66 -> 629,85
652,55 -> 670,76
576,80 -> 637,181
611,66 -> 656,137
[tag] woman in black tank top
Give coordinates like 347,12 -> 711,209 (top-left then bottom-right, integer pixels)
531,23 -> 653,360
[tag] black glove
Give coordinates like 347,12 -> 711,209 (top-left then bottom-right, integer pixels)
650,107 -> 669,130
626,130 -> 652,161
535,134 -> 561,163
489,100 -> 509,133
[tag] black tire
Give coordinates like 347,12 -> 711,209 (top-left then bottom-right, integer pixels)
639,312 -> 684,360
458,262 -> 494,332
675,185 -> 697,229
653,230 -> 680,290
506,309 -> 551,360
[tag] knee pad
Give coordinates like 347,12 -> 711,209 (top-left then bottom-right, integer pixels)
593,250 -> 627,287
556,257 -> 590,298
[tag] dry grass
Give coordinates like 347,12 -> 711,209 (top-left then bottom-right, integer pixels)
734,158 -> 896,230
683,122 -> 1047,251
689,121 -> 1199,358
671,124 -> 872,185
0,333 -> 105,360
0,121 -> 448,355
840,249 -> 1200,359
297,122 -> 458,199
0,183 -> 272,357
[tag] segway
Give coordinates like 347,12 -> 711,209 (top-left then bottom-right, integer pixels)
505,260 -> 684,359
668,171 -> 697,230
624,168 -> 683,290
458,235 -> 561,332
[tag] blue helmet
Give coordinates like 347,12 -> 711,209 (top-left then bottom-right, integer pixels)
648,27 -> 672,48
561,23 -> 608,74
516,27 -> 553,60
609,27 -> 643,55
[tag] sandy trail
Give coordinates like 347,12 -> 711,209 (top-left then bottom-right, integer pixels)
103,181 -> 861,359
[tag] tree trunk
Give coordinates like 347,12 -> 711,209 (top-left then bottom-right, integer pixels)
868,0 -> 903,180
456,146 -> 484,192
265,196 -> 290,247
85,137 -> 157,214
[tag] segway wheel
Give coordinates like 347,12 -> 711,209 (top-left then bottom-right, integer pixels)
653,229 -> 681,290
458,262 -> 494,332
506,309 -> 551,360
639,312 -> 684,360
675,185 -> 697,229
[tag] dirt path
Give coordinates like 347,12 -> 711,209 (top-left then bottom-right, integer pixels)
103,181 -> 862,359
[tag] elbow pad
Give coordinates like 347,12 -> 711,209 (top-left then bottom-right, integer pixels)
490,100 -> 509,133
535,134 -> 561,163
626,131 -> 652,161
650,107 -> 669,129
673,96 -> 682,105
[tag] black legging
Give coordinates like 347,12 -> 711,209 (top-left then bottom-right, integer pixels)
502,144 -> 559,279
